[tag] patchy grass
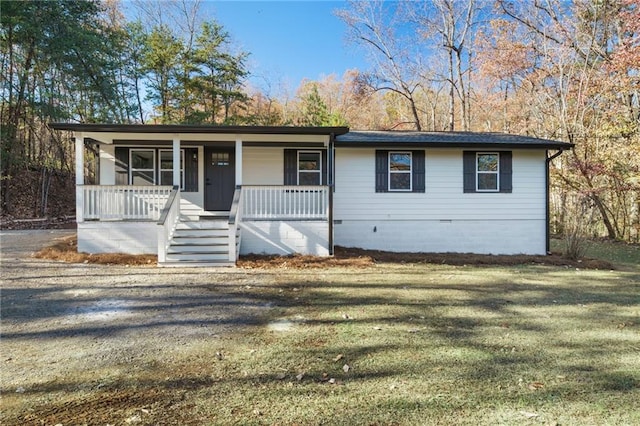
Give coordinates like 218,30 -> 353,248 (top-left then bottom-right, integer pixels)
33,234 -> 156,266
552,237 -> 640,270
5,263 -> 639,425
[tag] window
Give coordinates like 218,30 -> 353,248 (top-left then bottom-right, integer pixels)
159,149 -> 185,189
211,152 -> 230,166
476,153 -> 499,191
463,151 -> 512,193
284,149 -> 327,185
389,152 -> 412,191
130,149 -> 155,185
116,147 -> 197,191
298,151 -> 321,185
375,150 -> 425,193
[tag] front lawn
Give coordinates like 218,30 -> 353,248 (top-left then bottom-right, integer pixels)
5,239 -> 639,425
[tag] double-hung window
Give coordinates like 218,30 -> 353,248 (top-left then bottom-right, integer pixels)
476,153 -> 499,192
375,150 -> 425,193
463,151 -> 512,193
388,152 -> 412,191
129,149 -> 155,185
297,151 -> 322,185
159,149 -> 185,189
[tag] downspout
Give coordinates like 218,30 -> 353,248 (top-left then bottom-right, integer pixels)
546,149 -> 565,254
328,133 -> 335,256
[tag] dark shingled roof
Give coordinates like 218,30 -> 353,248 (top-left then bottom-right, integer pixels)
336,131 -> 573,150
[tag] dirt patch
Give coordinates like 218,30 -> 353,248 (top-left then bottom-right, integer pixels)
34,236 -> 614,270
239,246 -> 615,270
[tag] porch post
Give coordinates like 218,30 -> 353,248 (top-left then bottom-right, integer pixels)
75,133 -> 84,223
172,136 -> 181,187
235,136 -> 242,185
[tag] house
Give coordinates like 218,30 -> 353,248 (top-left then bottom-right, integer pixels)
49,123 -> 573,266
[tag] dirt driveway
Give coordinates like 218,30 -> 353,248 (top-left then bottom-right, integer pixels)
0,230 -> 277,424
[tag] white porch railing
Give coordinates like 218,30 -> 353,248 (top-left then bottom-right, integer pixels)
157,187 -> 181,263
228,186 -> 243,262
242,185 -> 329,220
80,185 -> 174,221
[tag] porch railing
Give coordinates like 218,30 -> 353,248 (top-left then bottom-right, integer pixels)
80,185 -> 174,221
241,185 -> 329,220
228,186 -> 243,262
157,186 -> 181,263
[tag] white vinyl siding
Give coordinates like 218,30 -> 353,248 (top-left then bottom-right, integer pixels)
334,148 -> 545,221
242,146 -> 284,185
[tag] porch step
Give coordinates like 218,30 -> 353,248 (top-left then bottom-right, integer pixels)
159,218 -> 236,266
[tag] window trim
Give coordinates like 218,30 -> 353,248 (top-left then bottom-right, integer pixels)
129,149 -> 156,186
297,150 -> 322,185
159,149 -> 185,190
388,151 -> 412,192
476,152 -> 499,192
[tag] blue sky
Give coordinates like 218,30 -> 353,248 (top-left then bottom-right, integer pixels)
203,1 -> 367,91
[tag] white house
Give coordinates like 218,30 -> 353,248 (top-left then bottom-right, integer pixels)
49,124 -> 573,266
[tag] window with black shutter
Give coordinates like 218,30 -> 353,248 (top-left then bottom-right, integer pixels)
284,149 -> 327,185
375,150 -> 425,193
463,151 -> 512,193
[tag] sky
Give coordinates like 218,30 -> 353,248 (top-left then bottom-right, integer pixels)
206,1 -> 367,92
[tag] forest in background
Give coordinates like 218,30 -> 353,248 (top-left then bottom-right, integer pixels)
1,0 -> 639,242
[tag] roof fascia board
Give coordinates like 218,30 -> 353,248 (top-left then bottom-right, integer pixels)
335,142 -> 573,150
49,123 -> 348,135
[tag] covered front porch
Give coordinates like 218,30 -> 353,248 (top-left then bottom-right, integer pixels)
50,123 -> 348,266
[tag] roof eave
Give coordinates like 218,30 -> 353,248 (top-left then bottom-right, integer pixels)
48,123 -> 350,136
335,141 -> 574,150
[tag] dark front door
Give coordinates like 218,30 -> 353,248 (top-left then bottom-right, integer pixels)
204,147 -> 235,211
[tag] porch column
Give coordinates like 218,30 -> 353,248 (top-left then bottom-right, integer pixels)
75,133 -> 84,223
235,136 -> 242,186
172,136 -> 181,187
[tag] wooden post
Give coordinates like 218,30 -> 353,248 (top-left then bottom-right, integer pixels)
75,133 -> 84,223
235,136 -> 242,186
173,136 -> 181,187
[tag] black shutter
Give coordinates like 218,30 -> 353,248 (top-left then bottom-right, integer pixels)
284,149 -> 297,185
375,150 -> 389,192
499,151 -> 512,193
184,148 -> 198,192
412,150 -> 425,193
115,147 -> 129,185
322,149 -> 328,185
463,151 -> 476,193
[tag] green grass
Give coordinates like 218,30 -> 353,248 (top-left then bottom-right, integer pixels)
6,241 -> 640,425
148,266 -> 638,424
552,237 -> 640,270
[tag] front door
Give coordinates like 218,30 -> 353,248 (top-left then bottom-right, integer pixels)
204,147 -> 235,211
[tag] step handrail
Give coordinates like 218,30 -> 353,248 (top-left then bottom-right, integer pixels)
157,186 -> 181,263
228,185 -> 242,262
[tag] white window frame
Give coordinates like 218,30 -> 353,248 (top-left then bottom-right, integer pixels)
388,151 -> 412,192
159,149 -> 185,189
297,150 -> 322,185
476,152 -> 499,192
129,149 -> 156,186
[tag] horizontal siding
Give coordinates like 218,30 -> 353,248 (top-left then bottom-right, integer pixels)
242,147 -> 283,185
334,148 -> 546,221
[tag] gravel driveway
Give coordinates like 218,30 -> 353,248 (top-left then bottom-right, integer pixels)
0,230 -> 277,423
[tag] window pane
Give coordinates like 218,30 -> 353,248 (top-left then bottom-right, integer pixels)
390,153 -> 411,171
212,152 -> 229,166
299,171 -> 320,185
131,151 -> 154,169
477,154 -> 498,172
390,172 -> 411,190
132,171 -> 154,185
160,171 -> 172,185
160,151 -> 173,170
299,152 -> 320,171
478,173 -> 498,190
